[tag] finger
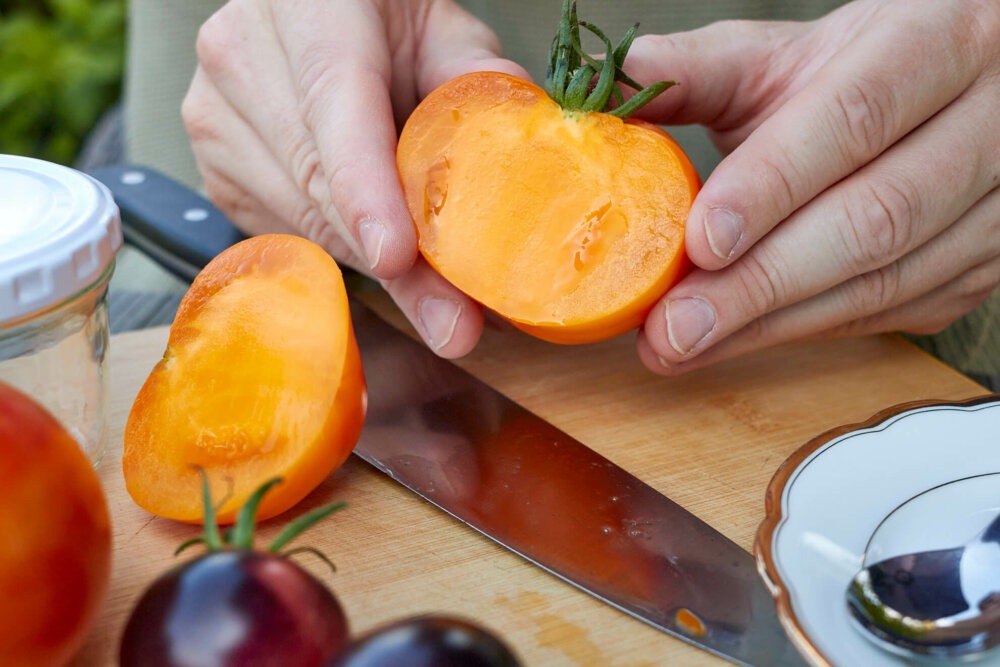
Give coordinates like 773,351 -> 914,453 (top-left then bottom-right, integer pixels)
644,76 -> 1000,365
641,255 -> 1000,377
185,67 -> 369,271
835,257 -> 1000,339
271,0 -> 501,282
414,0 -> 530,92
636,262 -> 999,376
185,65 -> 486,356
382,259 -> 485,359
783,186 -> 1000,339
638,185 -> 1000,374
198,0 -> 417,278
201,150 -> 487,358
627,3 -> 990,270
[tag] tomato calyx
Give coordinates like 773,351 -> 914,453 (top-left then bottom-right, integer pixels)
176,469 -> 346,573
545,0 -> 676,118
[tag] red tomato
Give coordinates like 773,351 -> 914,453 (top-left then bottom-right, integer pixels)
0,381 -> 112,666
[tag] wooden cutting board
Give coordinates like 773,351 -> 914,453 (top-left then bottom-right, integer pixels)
70,296 -> 987,666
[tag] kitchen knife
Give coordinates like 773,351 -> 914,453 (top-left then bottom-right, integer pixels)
90,164 -> 805,667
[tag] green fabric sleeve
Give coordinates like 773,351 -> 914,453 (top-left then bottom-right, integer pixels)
124,0 -> 224,191
122,0 -> 998,378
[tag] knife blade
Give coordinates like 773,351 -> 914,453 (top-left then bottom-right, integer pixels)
90,164 -> 805,667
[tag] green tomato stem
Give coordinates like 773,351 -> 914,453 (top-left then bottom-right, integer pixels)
178,471 -> 346,563
544,0 -> 677,118
197,467 -> 224,551
230,477 -> 284,550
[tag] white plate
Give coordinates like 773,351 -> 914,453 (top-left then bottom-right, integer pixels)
755,395 -> 1000,666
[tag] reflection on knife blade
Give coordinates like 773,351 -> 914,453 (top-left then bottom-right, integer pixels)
89,164 -> 805,666
351,302 -> 805,667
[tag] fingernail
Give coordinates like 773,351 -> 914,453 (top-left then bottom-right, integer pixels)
418,297 -> 461,351
359,218 -> 385,271
664,297 -> 716,355
704,207 -> 743,260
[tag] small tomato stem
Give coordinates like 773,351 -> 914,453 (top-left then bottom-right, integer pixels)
230,477 -> 284,550
179,473 -> 345,567
543,0 -> 676,118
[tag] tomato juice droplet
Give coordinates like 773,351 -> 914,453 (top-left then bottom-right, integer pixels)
675,607 -> 707,637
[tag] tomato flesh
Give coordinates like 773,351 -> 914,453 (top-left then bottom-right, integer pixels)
397,72 -> 700,344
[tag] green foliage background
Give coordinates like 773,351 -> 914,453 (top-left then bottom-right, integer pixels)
0,0 -> 126,165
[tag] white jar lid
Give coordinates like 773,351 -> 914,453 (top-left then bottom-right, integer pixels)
0,155 -> 123,324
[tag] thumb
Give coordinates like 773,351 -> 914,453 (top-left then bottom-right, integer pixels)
416,0 -> 531,94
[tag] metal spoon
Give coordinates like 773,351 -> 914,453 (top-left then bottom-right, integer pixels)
846,509 -> 1000,659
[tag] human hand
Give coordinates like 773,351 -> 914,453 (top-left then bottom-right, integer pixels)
624,0 -> 1000,373
182,0 -> 529,357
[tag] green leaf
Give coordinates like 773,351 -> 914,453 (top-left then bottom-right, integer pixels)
0,0 -> 124,164
268,501 -> 348,554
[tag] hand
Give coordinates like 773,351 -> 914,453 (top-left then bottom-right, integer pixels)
625,0 -> 1000,373
182,0 -> 529,357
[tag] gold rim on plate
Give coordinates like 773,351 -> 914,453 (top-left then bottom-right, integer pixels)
753,392 -> 1000,667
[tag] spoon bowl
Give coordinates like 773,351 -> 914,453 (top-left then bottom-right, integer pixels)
846,502 -> 1000,659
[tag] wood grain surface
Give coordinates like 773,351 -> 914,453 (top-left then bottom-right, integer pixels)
70,296 -> 987,667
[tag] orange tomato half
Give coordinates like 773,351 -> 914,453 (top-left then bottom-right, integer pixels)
0,381 -> 111,667
123,234 -> 367,524
397,72 -> 700,344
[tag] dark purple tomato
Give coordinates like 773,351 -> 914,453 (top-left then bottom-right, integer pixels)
329,615 -> 521,667
120,549 -> 349,667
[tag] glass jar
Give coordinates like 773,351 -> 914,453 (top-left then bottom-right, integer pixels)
0,155 -> 122,466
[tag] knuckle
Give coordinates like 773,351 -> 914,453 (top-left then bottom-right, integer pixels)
194,9 -> 235,74
732,248 -> 791,316
899,263 -> 1000,336
754,152 -> 801,218
288,141 -> 323,201
843,262 -> 903,316
840,176 -> 919,269
180,92 -> 218,145
955,261 -> 1000,305
901,314 -> 956,336
294,205 -> 337,250
296,49 -> 352,130
967,1 -> 1000,65
731,310 -> 772,348
202,174 -> 253,223
829,77 -> 897,159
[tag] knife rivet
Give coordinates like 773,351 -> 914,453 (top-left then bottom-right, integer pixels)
183,208 -> 209,222
121,170 -> 146,185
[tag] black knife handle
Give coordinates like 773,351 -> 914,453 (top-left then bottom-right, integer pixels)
89,165 -> 246,282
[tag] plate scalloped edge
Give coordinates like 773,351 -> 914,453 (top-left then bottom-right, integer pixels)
753,392 -> 1000,667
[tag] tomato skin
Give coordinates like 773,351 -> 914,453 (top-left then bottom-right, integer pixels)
329,615 -> 521,667
0,381 -> 111,667
120,550 -> 349,667
123,234 -> 367,524
397,72 -> 700,344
